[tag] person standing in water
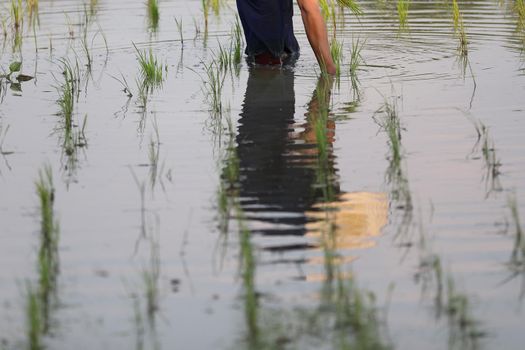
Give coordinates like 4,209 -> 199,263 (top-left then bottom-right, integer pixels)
236,0 -> 336,74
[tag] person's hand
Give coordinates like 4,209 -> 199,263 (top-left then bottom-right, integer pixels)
325,62 -> 337,75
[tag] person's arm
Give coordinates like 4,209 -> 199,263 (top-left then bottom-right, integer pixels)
296,0 -> 336,75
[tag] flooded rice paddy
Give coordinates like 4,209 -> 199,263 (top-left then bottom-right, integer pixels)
0,0 -> 525,349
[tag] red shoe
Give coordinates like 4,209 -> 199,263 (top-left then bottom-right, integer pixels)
254,52 -> 282,65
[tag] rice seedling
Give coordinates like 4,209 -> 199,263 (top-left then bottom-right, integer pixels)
134,43 -> 165,88
214,24 -> 243,74
26,0 -> 39,28
481,130 -> 502,195
27,0 -> 39,14
452,0 -> 468,57
128,213 -> 161,349
240,223 -> 257,343
130,169 -> 147,240
349,37 -> 365,77
147,0 -> 159,30
35,164 -> 60,332
203,61 -> 225,115
507,193 -> 524,269
312,202 -> 391,349
457,21 -> 468,57
176,46 -> 185,75
110,73 -> 134,98
32,20 -> 38,53
201,0 -> 210,30
192,17 -> 201,39
26,284 -> 43,350
417,253 -> 445,317
210,0 -> 221,16
1,15 -> 7,39
336,0 -> 363,16
397,0 -> 410,29
376,97 -> 402,175
330,37 -> 343,78
0,79 -> 6,104
213,117 -> 238,250
141,233 -> 160,323
309,75 -> 338,205
232,17 -> 243,65
515,0 -> 525,32
216,180 -> 230,238
312,75 -> 332,162
55,59 -> 87,176
319,0 -> 332,22
147,118 -> 166,192
222,128 -> 239,189
13,30 -> 23,52
0,124 -> 11,157
65,13 -> 74,38
319,0 -> 338,36
89,0 -> 99,17
319,210 -> 338,283
320,0 -> 362,32
374,0 -> 388,11
374,94 -> 414,239
78,7 -> 106,65
314,109 -> 329,165
413,209 -> 486,348
417,232 -> 485,348
132,294 -> 146,350
212,120 -> 257,342
452,0 -> 461,32
35,166 -> 58,238
235,205 -> 259,346
135,80 -> 151,121
175,17 -> 183,46
466,118 -> 500,194
469,117 -> 487,153
36,165 -> 57,248
332,277 -> 391,350
80,22 -> 92,70
216,42 -> 232,71
57,61 -> 76,135
11,0 -> 23,31
445,277 -> 485,349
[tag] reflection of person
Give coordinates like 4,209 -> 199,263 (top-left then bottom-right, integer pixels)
235,67 -> 339,237
236,0 -> 336,74
233,68 -> 388,262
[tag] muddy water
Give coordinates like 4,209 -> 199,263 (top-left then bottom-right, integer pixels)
1,0 -> 524,349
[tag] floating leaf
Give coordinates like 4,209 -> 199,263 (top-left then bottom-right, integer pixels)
16,74 -> 34,82
9,62 -> 22,73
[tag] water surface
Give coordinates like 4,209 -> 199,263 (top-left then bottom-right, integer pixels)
0,0 -> 524,349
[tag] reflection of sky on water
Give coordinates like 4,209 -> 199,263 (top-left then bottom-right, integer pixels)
306,192 -> 388,250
